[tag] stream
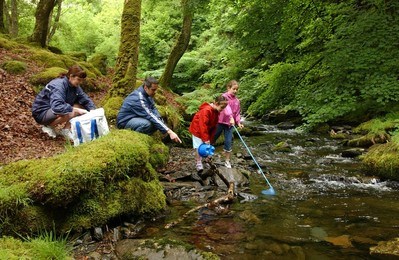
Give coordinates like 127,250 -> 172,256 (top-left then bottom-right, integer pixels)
139,123 -> 399,259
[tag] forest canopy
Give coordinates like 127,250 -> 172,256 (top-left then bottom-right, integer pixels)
1,0 -> 398,129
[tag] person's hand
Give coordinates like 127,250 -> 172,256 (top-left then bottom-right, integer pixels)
238,123 -> 244,129
74,107 -> 88,115
204,140 -> 210,145
229,117 -> 235,126
168,130 -> 182,143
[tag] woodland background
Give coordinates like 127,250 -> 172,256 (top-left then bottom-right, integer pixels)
2,0 -> 398,130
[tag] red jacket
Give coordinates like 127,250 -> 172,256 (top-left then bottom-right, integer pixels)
189,102 -> 219,142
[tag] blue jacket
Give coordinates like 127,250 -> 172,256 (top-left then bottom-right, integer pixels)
116,85 -> 169,133
32,77 -> 96,121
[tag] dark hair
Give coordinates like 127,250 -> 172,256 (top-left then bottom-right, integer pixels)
226,80 -> 238,89
63,65 -> 87,79
144,77 -> 159,88
214,95 -> 228,105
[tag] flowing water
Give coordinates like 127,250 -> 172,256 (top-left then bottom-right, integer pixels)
150,124 -> 399,259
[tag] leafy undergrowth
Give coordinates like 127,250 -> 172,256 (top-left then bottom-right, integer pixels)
0,47 -> 110,165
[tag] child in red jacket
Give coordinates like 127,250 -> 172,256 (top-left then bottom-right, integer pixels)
189,95 -> 228,172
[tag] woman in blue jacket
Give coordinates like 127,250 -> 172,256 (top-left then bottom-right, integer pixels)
32,65 -> 96,139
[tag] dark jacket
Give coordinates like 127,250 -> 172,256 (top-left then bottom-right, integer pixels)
189,102 -> 219,142
116,85 -> 169,133
31,77 -> 95,121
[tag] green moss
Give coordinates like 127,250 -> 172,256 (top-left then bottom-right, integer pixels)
0,182 -> 30,216
361,138 -> 399,181
31,48 -> 68,68
157,104 -> 183,130
354,114 -> 399,135
0,236 -> 73,260
103,96 -> 124,125
0,36 -> 18,49
347,133 -> 390,148
88,53 -> 108,75
30,67 -> 67,86
64,177 -> 166,231
0,130 -> 169,234
66,51 -> 87,61
1,60 -> 27,74
149,143 -> 169,168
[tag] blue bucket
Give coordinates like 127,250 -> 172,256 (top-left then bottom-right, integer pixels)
198,143 -> 215,157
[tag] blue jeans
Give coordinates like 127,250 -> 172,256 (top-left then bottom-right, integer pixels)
214,123 -> 233,152
125,117 -> 156,135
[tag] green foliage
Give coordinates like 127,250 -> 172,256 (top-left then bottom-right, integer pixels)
0,235 -> 73,260
353,112 -> 399,135
247,62 -> 301,116
177,87 -> 219,115
139,0 -> 182,71
51,0 -> 123,67
170,53 -> 210,94
1,60 -> 27,74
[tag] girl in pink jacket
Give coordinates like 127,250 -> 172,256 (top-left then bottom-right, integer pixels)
213,80 -> 244,168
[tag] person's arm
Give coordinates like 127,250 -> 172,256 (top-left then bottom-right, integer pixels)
76,87 -> 96,111
49,86 -> 73,115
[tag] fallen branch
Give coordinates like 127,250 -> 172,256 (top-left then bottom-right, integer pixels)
164,182 -> 236,229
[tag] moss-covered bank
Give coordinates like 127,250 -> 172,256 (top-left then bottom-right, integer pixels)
361,137 -> 399,181
0,130 -> 169,235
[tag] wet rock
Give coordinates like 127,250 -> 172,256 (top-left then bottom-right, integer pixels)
238,210 -> 261,224
341,148 -> 365,158
272,141 -> 292,153
325,235 -> 353,248
115,239 -> 211,260
310,227 -> 328,241
370,237 -> 399,258
213,167 -> 249,188
87,251 -> 102,260
93,227 -> 103,241
237,192 -> 258,203
277,121 -> 296,130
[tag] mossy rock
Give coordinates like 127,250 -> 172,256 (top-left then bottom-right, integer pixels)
103,96 -> 124,126
67,51 -> 87,61
88,53 -> 108,75
0,130 -> 169,235
30,67 -> 68,86
361,142 -> 399,181
30,64 -> 102,93
64,176 -> 166,231
0,36 -> 18,49
347,133 -> 390,148
272,141 -> 292,153
1,60 -> 27,74
31,48 -> 69,68
157,103 -> 183,131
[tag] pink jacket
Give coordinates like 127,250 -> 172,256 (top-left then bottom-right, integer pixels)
218,92 -> 241,126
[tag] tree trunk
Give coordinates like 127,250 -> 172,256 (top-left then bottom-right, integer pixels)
30,0 -> 57,47
47,0 -> 62,45
109,0 -> 141,97
159,0 -> 193,89
0,0 -> 5,34
9,0 -> 18,37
